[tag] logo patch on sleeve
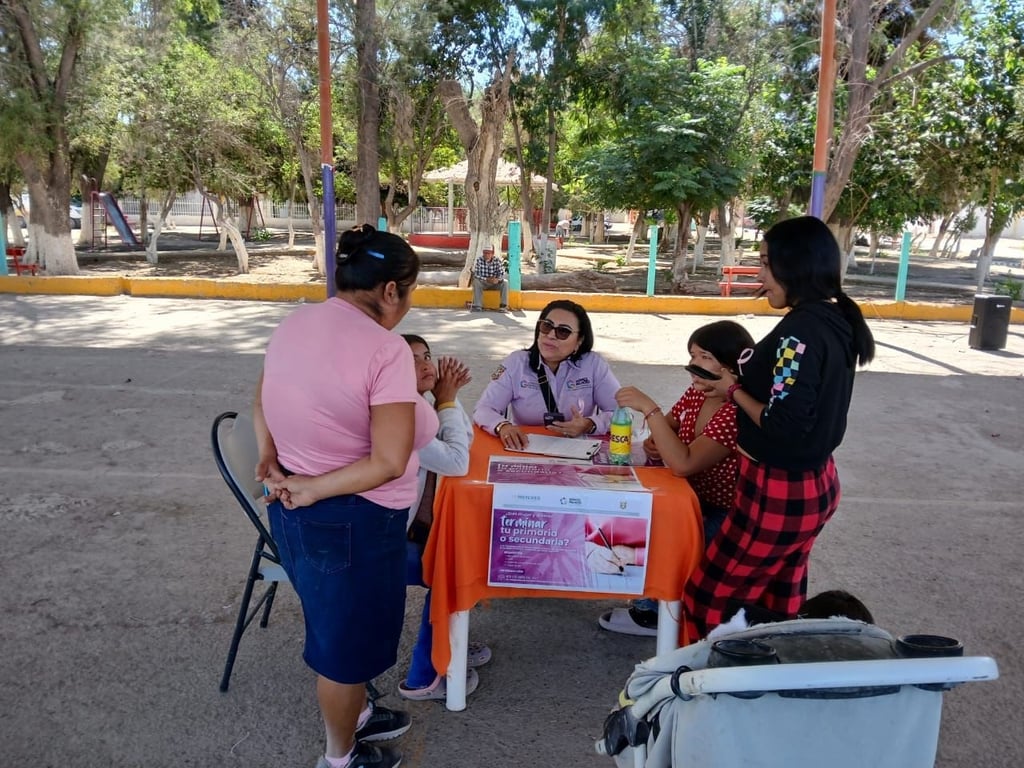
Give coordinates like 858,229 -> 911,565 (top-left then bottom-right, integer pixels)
490,364 -> 506,381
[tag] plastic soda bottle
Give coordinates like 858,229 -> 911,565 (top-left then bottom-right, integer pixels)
609,407 -> 633,465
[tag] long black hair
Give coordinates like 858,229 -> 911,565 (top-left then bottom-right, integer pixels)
763,216 -> 875,366
688,321 -> 755,373
526,299 -> 595,371
334,223 -> 419,297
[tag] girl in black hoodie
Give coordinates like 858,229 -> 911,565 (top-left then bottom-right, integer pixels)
684,216 -> 875,641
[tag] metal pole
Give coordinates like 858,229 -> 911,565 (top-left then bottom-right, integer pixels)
0,212 -> 8,276
317,0 -> 337,298
809,0 -> 838,221
895,231 -> 911,302
507,220 -> 522,305
646,225 -> 658,296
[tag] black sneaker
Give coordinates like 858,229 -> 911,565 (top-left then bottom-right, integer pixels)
355,704 -> 411,743
315,742 -> 402,768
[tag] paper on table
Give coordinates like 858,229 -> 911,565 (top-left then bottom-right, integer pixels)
505,434 -> 602,461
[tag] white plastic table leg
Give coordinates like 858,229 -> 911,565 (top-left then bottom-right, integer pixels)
445,610 -> 470,711
656,600 -> 681,657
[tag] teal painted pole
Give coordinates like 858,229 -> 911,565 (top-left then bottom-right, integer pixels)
0,212 -> 8,276
895,231 -> 911,301
507,220 -> 522,292
377,216 -> 387,232
646,225 -> 658,296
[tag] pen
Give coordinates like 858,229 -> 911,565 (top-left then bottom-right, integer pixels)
595,526 -> 624,573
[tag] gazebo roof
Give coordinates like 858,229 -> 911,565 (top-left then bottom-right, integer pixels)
422,158 -> 556,190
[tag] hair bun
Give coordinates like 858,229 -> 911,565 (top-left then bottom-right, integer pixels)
336,224 -> 378,262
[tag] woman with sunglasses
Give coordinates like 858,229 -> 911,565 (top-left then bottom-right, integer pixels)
473,299 -> 620,450
683,216 -> 875,641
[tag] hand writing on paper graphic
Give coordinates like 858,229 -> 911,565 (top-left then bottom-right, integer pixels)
585,542 -> 637,574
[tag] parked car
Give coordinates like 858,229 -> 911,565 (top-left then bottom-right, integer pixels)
571,215 -> 611,233
13,194 -> 83,229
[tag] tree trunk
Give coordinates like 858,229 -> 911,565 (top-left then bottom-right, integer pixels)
354,0 -> 381,225
671,202 -> 693,288
19,157 -> 78,274
298,145 -> 325,275
145,190 -> 177,264
202,192 -> 249,273
439,56 -> 514,287
718,201 -> 736,269
592,212 -> 606,244
691,224 -> 706,271
510,103 -> 536,260
822,0 -> 950,223
625,215 -> 645,261
7,2 -> 83,274
1,180 -> 22,247
927,214 -> 952,259
868,232 -> 880,274
287,183 -> 297,248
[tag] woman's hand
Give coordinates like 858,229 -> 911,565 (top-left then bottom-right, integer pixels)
642,434 -> 663,462
255,454 -> 286,501
549,405 -> 595,438
615,386 -> 656,416
264,474 -> 322,510
497,422 -> 529,450
433,356 -> 471,404
704,367 -> 738,398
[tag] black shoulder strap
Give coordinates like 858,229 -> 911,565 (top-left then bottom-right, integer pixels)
535,369 -> 559,413
529,353 -> 559,413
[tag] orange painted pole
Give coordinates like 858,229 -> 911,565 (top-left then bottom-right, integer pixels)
809,0 -> 837,221
317,0 -> 336,297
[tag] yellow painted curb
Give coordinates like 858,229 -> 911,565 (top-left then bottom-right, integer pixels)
126,277 -> 323,302
0,275 -> 126,296
2,276 -> 1021,324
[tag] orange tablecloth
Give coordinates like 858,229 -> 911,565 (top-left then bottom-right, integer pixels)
421,427 -> 703,675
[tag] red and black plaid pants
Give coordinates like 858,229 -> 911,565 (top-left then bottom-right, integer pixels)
683,454 -> 840,641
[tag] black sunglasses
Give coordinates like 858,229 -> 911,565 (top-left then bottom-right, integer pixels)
537,318 -> 578,340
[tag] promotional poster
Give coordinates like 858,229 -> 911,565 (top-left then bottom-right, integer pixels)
488,483 -> 652,593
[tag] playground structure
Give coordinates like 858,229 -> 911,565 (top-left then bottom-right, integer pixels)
90,192 -> 141,247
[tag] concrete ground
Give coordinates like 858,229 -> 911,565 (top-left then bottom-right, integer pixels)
0,294 -> 1021,768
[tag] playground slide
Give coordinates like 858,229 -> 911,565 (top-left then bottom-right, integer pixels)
97,192 -> 141,246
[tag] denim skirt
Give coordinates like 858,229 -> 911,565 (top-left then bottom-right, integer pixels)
268,494 -> 409,684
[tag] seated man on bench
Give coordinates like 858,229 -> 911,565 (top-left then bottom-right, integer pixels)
470,245 -> 509,312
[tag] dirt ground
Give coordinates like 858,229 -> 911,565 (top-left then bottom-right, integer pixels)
69,228 -> 1024,305
1,296 -> 1021,768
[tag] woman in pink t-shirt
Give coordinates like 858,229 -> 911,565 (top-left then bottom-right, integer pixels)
596,320 -> 754,638
255,225 -> 435,768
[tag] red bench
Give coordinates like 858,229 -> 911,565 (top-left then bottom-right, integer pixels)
719,265 -> 762,296
5,246 -> 38,276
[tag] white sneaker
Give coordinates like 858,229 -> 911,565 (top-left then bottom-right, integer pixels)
598,607 -> 659,637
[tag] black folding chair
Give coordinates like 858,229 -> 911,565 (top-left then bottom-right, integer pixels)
211,410 -> 289,692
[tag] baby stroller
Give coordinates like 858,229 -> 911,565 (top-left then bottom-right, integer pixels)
597,617 -> 998,768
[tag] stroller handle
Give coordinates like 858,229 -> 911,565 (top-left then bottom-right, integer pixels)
672,656 -> 998,697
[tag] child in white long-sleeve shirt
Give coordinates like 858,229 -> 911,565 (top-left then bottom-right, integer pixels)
398,335 -> 492,700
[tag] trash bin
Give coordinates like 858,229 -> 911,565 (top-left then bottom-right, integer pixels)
969,294 -> 1011,350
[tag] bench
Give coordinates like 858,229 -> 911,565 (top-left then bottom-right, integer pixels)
719,265 -> 762,296
5,246 -> 38,276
